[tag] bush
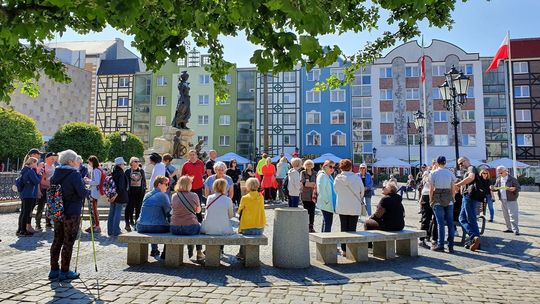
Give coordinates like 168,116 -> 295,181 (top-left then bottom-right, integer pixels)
48,122 -> 108,161
106,132 -> 144,162
0,107 -> 43,161
518,176 -> 536,186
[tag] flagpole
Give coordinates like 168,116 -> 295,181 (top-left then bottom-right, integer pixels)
507,31 -> 518,176
421,36 -> 428,165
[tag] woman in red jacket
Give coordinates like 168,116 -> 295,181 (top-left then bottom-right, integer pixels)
261,158 -> 278,203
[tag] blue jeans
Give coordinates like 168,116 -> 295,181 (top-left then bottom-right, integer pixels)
136,224 -> 170,252
486,194 -> 494,221
433,204 -> 454,248
321,210 -> 333,232
459,195 -> 480,240
364,196 -> 372,216
288,196 -> 299,208
108,203 -> 124,236
170,224 -> 200,235
241,228 -> 264,235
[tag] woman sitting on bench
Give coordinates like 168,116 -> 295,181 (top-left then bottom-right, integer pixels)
236,177 -> 266,260
365,180 -> 405,231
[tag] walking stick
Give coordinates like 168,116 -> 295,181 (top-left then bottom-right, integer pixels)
74,198 -> 86,272
87,196 -> 100,300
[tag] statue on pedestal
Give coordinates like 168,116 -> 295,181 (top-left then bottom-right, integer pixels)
172,131 -> 187,158
172,71 -> 190,129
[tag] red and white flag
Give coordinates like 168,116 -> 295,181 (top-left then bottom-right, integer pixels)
486,35 -> 510,73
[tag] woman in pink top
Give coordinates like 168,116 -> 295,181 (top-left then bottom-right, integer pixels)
170,176 -> 205,261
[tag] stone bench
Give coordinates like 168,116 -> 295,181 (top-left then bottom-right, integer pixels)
309,229 -> 426,264
118,232 -> 268,267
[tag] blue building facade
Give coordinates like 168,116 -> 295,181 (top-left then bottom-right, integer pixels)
301,60 -> 352,159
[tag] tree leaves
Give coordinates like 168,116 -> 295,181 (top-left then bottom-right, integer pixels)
106,131 -> 144,162
48,122 -> 109,161
0,108 -> 43,161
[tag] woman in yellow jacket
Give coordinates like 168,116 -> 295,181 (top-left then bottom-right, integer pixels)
236,177 -> 266,260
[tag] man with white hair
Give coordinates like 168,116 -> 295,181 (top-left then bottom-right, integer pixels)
455,156 -> 483,251
492,165 -> 521,235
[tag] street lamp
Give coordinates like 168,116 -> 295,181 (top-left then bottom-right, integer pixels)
372,147 -> 377,163
414,110 -> 426,167
120,131 -> 128,157
438,65 -> 470,170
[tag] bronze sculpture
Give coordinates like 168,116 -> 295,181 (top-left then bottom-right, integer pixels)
172,131 -> 187,158
172,71 -> 190,129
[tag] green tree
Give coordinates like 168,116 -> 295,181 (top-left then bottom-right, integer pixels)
0,107 -> 43,161
0,0 -> 463,102
48,122 -> 108,161
107,132 -> 144,162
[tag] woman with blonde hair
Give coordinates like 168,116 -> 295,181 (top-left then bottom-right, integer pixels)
287,158 -> 303,208
316,160 -> 336,232
171,175 -> 204,261
201,178 -> 234,235
301,159 -> 317,232
276,157 -> 290,202
236,177 -> 266,260
17,157 -> 43,236
479,168 -> 494,222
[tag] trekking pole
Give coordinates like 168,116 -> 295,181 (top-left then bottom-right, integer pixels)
74,198 -> 86,272
87,197 -> 100,300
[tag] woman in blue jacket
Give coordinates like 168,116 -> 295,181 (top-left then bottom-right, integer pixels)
17,157 -> 43,236
316,160 -> 336,232
358,163 -> 374,216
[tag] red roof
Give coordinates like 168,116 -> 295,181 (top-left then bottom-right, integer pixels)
510,38 -> 540,59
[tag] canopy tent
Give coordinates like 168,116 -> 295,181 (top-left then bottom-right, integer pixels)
487,158 -> 530,169
271,153 -> 293,163
446,159 -> 487,167
373,157 -> 411,168
216,152 -> 251,164
312,153 -> 342,164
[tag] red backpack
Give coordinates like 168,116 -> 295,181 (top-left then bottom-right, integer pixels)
98,168 -> 106,196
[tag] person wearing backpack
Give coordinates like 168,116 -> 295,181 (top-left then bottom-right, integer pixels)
35,152 -> 57,230
84,155 -> 104,233
49,149 -> 88,281
125,157 -> 146,232
108,157 -> 129,237
17,157 -> 43,236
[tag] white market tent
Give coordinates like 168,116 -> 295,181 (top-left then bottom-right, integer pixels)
373,157 -> 411,168
312,153 -> 342,164
487,158 -> 530,169
216,152 -> 251,164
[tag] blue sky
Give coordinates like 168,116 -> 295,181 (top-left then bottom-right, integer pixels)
49,0 -> 540,67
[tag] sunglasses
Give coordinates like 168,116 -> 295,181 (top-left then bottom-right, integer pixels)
481,173 -> 488,175
458,161 -> 465,166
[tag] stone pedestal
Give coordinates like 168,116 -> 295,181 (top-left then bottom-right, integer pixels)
143,126 -> 195,175
272,208 -> 310,268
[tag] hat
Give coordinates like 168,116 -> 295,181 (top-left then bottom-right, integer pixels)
149,152 -> 162,163
421,164 -> 427,168
359,163 -> 367,168
45,152 -> 58,159
28,148 -> 42,156
437,156 -> 446,164
114,157 -> 126,166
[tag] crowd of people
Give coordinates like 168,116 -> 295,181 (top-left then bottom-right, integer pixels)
13,146 -> 521,281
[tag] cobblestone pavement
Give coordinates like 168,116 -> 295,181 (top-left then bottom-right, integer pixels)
1,191 -> 539,303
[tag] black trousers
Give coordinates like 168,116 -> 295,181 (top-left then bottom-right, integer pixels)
420,195 -> 434,241
264,187 -> 276,200
18,198 -> 35,233
126,188 -> 145,225
303,200 -> 316,226
339,214 -> 359,251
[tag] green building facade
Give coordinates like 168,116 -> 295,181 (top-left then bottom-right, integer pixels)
149,61 -> 177,143
212,67 -> 238,155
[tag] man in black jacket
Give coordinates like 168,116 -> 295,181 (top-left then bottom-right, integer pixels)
108,157 -> 129,237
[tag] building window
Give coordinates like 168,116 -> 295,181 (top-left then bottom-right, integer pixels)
219,99 -> 231,105
459,63 -> 474,75
408,134 -> 420,145
198,95 -> 209,105
381,135 -> 394,145
432,87 -> 441,99
467,86 -> 474,98
105,96 -> 112,107
515,85 -> 530,98
117,117 -> 128,127
202,56 -> 211,65
219,135 -> 230,146
352,97 -> 371,118
219,115 -> 231,125
157,76 -> 167,86
380,112 -> 394,123
434,134 -> 449,146
406,88 -> 420,100
380,89 -> 393,100
517,134 -> 533,146
513,62 -> 528,74
515,109 -> 532,122
462,134 -> 477,146
306,69 -> 320,81
380,67 -> 392,78
156,96 -> 166,106
117,97 -> 129,107
282,71 -> 296,82
197,136 -> 209,145
199,74 -> 210,84
177,58 -> 186,66
198,115 -> 209,125
330,89 -> 345,102
118,77 -> 130,88
283,135 -> 296,146
352,119 -> 372,141
306,90 -> 321,103
331,111 -> 345,124
432,65 -> 446,76
434,111 -> 448,122
224,74 -> 232,84
155,116 -> 166,126
331,68 -> 345,80
306,111 -> 321,124
331,131 -> 346,146
405,66 -> 419,77
283,93 -> 296,103
461,110 -> 475,122
283,113 -> 296,124
306,131 -> 321,146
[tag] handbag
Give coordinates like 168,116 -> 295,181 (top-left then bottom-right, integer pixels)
344,183 -> 367,217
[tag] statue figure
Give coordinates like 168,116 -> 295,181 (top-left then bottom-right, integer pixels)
172,71 -> 190,129
195,139 -> 205,160
172,131 -> 185,158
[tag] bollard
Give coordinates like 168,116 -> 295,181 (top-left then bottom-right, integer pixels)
272,208 -> 310,268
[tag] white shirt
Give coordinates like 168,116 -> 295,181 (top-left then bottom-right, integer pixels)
200,193 -> 234,235
421,171 -> 431,196
500,175 -> 508,200
334,171 -> 365,216
150,162 -> 166,191
287,168 -> 302,197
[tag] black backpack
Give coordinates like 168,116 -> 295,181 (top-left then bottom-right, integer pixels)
282,175 -> 290,198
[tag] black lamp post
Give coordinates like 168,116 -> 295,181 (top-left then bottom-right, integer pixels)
438,65 -> 470,170
414,110 -> 426,167
372,147 -> 377,163
120,131 -> 128,158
